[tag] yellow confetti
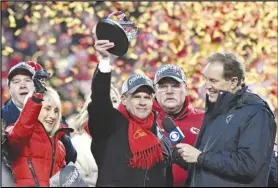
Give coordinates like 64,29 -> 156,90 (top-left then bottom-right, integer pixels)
7,8 -> 15,15
73,18 -> 81,25
44,6 -> 57,17
65,77 -> 73,83
33,11 -> 41,19
2,36 -> 6,43
87,47 -> 95,54
36,38 -> 46,46
66,17 -> 73,23
49,38 -> 57,44
9,23 -> 16,28
193,3 -> 202,12
204,34 -> 211,43
53,3 -> 66,11
74,4 -> 83,13
86,7 -> 95,15
141,2 -> 149,6
5,46 -> 13,53
129,53 -> 138,59
14,29 -> 22,36
2,50 -> 9,56
69,2 -> 77,8
8,15 -> 15,23
267,31 -> 277,38
50,19 -> 55,25
71,46 -> 78,52
34,4 -> 43,10
22,3 -> 29,10
159,22 -> 169,32
213,31 -> 222,39
83,29 -> 90,35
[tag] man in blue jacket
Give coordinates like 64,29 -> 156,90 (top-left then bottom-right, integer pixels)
176,52 -> 276,187
268,143 -> 278,187
2,61 -> 77,164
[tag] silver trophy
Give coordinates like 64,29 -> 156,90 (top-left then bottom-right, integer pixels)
96,11 -> 138,57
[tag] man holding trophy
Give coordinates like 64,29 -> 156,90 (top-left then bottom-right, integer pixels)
87,12 -> 173,186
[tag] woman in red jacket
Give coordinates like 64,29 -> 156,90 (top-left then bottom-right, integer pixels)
6,78 -> 73,187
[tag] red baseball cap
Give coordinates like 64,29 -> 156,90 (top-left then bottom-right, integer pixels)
8,61 -> 43,81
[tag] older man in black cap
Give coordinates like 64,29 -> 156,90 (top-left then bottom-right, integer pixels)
153,64 -> 204,187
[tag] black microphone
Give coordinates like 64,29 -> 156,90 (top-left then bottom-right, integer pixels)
162,117 -> 185,161
162,117 -> 185,145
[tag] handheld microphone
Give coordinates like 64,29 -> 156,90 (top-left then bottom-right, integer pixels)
162,117 -> 185,145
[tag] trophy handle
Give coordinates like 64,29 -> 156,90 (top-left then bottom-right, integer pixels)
107,11 -> 134,26
106,11 -> 138,41
107,11 -> 128,21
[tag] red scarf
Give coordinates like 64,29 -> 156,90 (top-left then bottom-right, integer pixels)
118,103 -> 164,169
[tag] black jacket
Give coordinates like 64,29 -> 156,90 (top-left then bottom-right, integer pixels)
187,86 -> 276,187
268,144 -> 278,187
1,123 -> 15,187
88,68 -> 173,187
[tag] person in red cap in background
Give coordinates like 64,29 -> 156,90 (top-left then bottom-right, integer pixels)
1,61 -> 77,165
153,64 -> 204,187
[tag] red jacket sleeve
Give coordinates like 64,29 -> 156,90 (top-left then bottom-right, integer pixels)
7,95 -> 42,149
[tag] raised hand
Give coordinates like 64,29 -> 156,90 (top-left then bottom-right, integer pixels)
33,70 -> 48,94
94,40 -> 115,60
35,69 -> 51,80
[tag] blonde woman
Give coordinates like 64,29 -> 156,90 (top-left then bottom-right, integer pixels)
69,84 -> 120,187
6,74 -> 73,187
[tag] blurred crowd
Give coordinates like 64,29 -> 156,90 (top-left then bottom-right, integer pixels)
1,2 -> 277,123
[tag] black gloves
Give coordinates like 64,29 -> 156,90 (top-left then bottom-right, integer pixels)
34,69 -> 51,79
33,70 -> 50,94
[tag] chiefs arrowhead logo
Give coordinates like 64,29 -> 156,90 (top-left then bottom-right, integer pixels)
190,127 -> 200,134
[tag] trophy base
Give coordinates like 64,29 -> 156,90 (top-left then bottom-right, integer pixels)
96,19 -> 129,57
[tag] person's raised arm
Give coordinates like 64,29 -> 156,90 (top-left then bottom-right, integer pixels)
87,40 -> 118,140
7,71 -> 47,151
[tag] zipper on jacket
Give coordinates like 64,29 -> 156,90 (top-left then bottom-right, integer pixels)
27,158 -> 40,187
143,169 -> 148,187
191,164 -> 196,187
49,128 -> 69,178
39,122 -> 56,178
49,139 -> 57,178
